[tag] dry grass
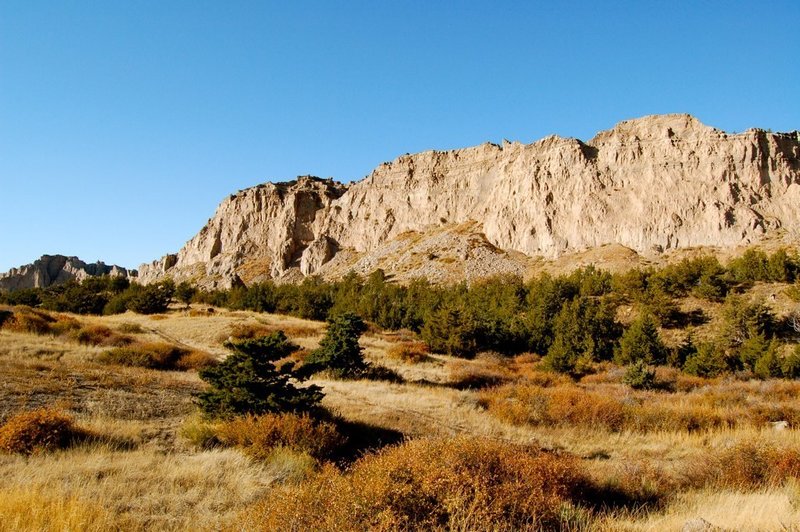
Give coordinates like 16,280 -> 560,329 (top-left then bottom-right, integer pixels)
3,306 -> 800,530
0,486 -> 133,532
0,448 -> 282,531
386,341 -> 431,363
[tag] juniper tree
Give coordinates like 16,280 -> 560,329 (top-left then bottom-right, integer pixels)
198,331 -> 322,417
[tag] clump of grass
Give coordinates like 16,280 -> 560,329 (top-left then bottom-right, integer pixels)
116,322 -> 144,334
448,359 -> 512,390
236,437 -> 589,531
386,341 -> 431,363
70,324 -> 133,347
216,413 -> 345,461
97,342 -> 216,371
0,408 -> 85,455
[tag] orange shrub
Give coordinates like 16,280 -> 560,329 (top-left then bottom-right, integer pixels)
0,409 -> 83,455
1,308 -> 54,334
216,413 -> 344,460
237,437 -> 589,531
71,324 -> 132,347
386,341 -> 430,363
708,441 -> 800,488
479,384 -> 625,431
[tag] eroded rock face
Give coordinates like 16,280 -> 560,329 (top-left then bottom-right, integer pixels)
138,176 -> 348,287
0,255 -> 134,292
140,114 -> 800,287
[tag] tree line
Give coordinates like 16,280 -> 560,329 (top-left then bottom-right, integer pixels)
2,248 -> 799,378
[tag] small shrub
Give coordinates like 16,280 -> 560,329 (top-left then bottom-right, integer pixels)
623,360 -> 656,390
216,413 -> 345,460
116,322 -> 144,334
479,384 -> 626,431
386,341 -> 430,363
2,308 -> 54,334
179,414 -> 221,449
97,342 -> 215,371
0,409 -> 83,455
70,324 -> 132,347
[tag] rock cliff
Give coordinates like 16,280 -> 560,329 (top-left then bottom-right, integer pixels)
138,114 -> 800,287
0,255 -> 134,292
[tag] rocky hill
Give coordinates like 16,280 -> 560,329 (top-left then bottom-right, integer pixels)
139,114 -> 800,287
0,255 -> 134,292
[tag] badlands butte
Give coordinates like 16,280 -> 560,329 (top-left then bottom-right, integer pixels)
137,114 -> 800,288
3,113 -> 800,290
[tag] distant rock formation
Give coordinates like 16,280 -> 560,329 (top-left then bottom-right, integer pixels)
138,114 -> 800,288
0,255 -> 134,292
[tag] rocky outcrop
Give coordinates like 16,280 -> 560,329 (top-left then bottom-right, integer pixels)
140,114 -> 800,287
138,176 -> 348,287
0,255 -> 134,292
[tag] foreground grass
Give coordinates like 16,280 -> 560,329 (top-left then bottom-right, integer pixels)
2,305 -> 800,530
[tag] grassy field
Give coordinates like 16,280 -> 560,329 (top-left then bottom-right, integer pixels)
2,304 -> 800,530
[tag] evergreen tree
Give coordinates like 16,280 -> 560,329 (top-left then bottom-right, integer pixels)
306,313 -> 369,377
615,314 -> 668,365
198,331 -> 322,417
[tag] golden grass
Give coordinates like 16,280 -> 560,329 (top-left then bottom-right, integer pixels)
0,448 -> 281,531
0,486 -> 133,532
3,306 -> 800,530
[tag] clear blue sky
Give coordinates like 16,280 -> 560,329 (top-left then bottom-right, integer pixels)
1,1 -> 798,272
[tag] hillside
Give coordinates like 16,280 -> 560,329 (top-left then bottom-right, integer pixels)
138,114 -> 800,288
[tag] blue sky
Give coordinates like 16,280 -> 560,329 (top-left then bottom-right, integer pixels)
1,1 -> 798,272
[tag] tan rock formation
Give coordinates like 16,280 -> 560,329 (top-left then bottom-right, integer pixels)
139,114 -> 800,287
0,255 -> 134,292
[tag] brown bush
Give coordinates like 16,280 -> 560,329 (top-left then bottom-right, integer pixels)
479,384 -> 626,431
236,437 -> 589,531
386,341 -> 430,363
70,325 -> 133,347
216,413 -> 344,460
448,359 -> 512,390
705,441 -> 800,489
224,322 -> 320,343
1,308 -> 54,334
97,342 -> 216,371
0,409 -> 83,455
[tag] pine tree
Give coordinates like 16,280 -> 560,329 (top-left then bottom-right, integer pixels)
615,314 -> 668,365
306,313 -> 369,377
198,332 -> 322,417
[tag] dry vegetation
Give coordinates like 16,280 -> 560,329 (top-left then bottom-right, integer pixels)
3,301 -> 800,530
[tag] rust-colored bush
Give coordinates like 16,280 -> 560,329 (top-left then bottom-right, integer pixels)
386,341 -> 430,363
479,384 -> 625,431
70,324 -> 132,347
216,413 -> 344,460
97,342 -> 216,371
708,441 -> 800,488
174,349 -> 218,371
0,409 -> 82,455
1,308 -> 54,335
236,437 -> 589,531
